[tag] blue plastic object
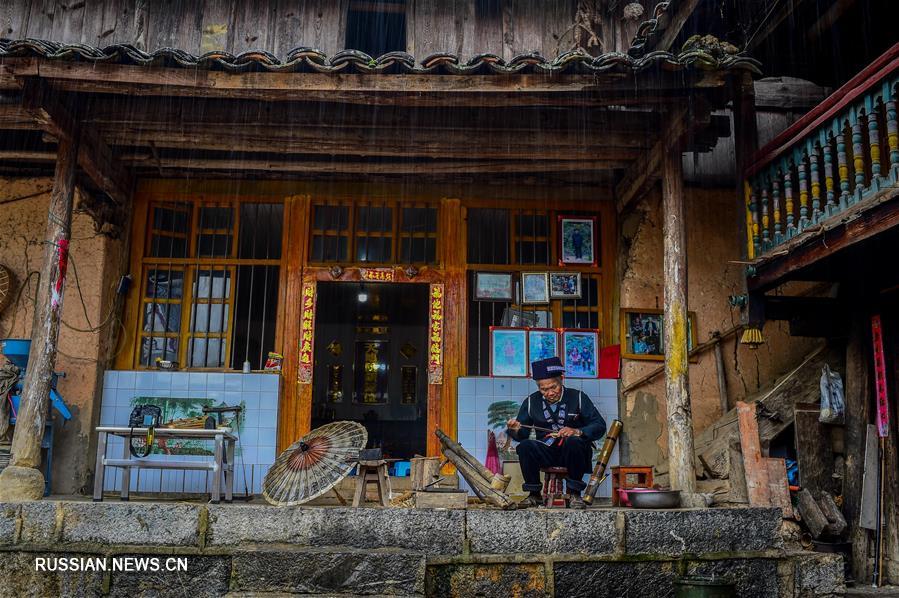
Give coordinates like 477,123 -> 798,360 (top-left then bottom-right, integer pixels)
2,338 -> 72,421
393,461 -> 411,477
0,338 -> 31,369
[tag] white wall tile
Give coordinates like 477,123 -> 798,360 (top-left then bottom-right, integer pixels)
599,379 -> 618,398
258,409 -> 278,428
457,394 -> 477,413
242,374 -> 263,392
475,377 -> 493,395
206,373 -> 225,390
259,374 -> 279,392
188,372 -> 207,390
238,427 -> 259,446
103,370 -> 118,389
224,375 -> 242,391
259,392 -> 278,411
170,373 -> 189,391
458,412 -> 478,431
457,377 -> 476,395
257,426 -> 277,446
493,378 -> 511,395
117,371 -> 136,390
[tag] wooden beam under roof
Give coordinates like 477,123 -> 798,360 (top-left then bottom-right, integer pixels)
20,79 -> 133,205
99,124 -> 649,161
0,58 -> 731,106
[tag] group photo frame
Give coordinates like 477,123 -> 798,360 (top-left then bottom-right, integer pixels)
527,328 -> 559,376
549,272 -> 582,299
620,308 -> 698,361
562,329 -> 600,378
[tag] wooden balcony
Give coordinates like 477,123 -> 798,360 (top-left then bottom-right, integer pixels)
744,43 -> 899,290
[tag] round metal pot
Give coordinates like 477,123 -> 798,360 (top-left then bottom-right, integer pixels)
626,489 -> 682,508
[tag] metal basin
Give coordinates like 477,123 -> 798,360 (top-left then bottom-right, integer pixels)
626,489 -> 681,508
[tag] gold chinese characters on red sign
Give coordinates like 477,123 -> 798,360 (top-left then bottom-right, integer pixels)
298,283 -> 316,383
428,284 -> 444,384
360,268 -> 395,282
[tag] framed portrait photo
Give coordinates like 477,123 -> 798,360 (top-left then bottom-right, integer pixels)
474,271 -> 514,302
561,329 -> 600,378
527,328 -> 559,376
489,327 -> 529,377
549,272 -> 582,299
620,309 -> 698,361
558,215 -> 598,267
521,271 -> 550,304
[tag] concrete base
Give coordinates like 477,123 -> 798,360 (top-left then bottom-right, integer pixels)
0,466 -> 45,502
0,500 -> 844,597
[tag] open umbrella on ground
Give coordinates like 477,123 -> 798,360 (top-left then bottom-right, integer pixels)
263,420 -> 368,506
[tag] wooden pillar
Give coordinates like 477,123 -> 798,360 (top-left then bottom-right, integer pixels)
661,140 -> 697,500
428,197 -> 466,456
0,135 -> 79,499
276,194 -> 310,452
845,309 -> 872,582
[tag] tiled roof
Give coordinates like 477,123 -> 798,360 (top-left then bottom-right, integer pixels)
0,38 -> 760,76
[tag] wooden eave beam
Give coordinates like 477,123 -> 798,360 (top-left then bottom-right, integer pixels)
21,80 -> 132,205
101,125 -> 648,161
614,104 -> 695,213
1,58 -> 730,107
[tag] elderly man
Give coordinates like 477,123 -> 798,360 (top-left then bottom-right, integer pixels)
506,356 -> 607,508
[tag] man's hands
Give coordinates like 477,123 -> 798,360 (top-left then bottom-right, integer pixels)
506,420 -> 582,439
557,426 -> 582,438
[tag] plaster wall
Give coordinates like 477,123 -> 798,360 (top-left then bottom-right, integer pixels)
0,177 -> 126,494
618,186 -> 819,476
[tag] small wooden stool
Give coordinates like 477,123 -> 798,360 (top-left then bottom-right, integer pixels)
611,466 -> 653,506
352,459 -> 391,507
541,467 -> 568,508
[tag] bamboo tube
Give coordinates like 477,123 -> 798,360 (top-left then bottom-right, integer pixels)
436,429 -> 510,491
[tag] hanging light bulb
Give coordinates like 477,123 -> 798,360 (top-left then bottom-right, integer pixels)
357,283 -> 368,303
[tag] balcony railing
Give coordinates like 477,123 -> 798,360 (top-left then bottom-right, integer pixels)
744,43 -> 899,259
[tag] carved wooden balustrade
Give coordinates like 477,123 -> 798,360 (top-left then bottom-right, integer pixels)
744,43 -> 899,259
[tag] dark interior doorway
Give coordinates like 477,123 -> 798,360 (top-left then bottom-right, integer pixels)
312,281 -> 428,458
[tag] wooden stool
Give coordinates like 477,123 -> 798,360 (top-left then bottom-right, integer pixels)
352,460 -> 391,507
541,467 -> 568,508
611,466 -> 653,506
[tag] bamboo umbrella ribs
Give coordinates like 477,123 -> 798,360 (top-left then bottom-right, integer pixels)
435,429 -> 514,508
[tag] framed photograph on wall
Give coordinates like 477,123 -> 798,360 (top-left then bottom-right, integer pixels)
558,215 -> 598,267
521,272 -> 550,304
474,271 -> 514,301
620,308 -> 697,361
533,309 -> 552,328
528,328 -> 559,376
489,327 -> 529,377
501,306 -> 539,328
562,329 -> 600,378
549,272 -> 582,299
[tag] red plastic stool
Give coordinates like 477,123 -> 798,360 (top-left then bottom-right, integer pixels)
541,467 -> 568,508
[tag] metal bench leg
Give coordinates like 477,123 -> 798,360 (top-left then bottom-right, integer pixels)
93,431 -> 107,502
224,439 -> 234,503
120,434 -> 131,501
211,434 -> 223,504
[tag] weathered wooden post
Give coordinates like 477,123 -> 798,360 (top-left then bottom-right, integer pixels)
0,134 -> 79,500
661,136 -> 698,503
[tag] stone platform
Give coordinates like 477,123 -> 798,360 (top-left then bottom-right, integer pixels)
0,501 -> 844,597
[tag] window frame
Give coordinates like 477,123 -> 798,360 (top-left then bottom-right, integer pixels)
127,195 -> 285,371
307,198 -> 440,267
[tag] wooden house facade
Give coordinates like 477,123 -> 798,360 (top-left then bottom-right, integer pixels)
0,0 -> 768,507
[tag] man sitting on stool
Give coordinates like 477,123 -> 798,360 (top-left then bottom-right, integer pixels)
506,356 -> 607,509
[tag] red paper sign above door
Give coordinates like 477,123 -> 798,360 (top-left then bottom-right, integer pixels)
360,268 -> 395,282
